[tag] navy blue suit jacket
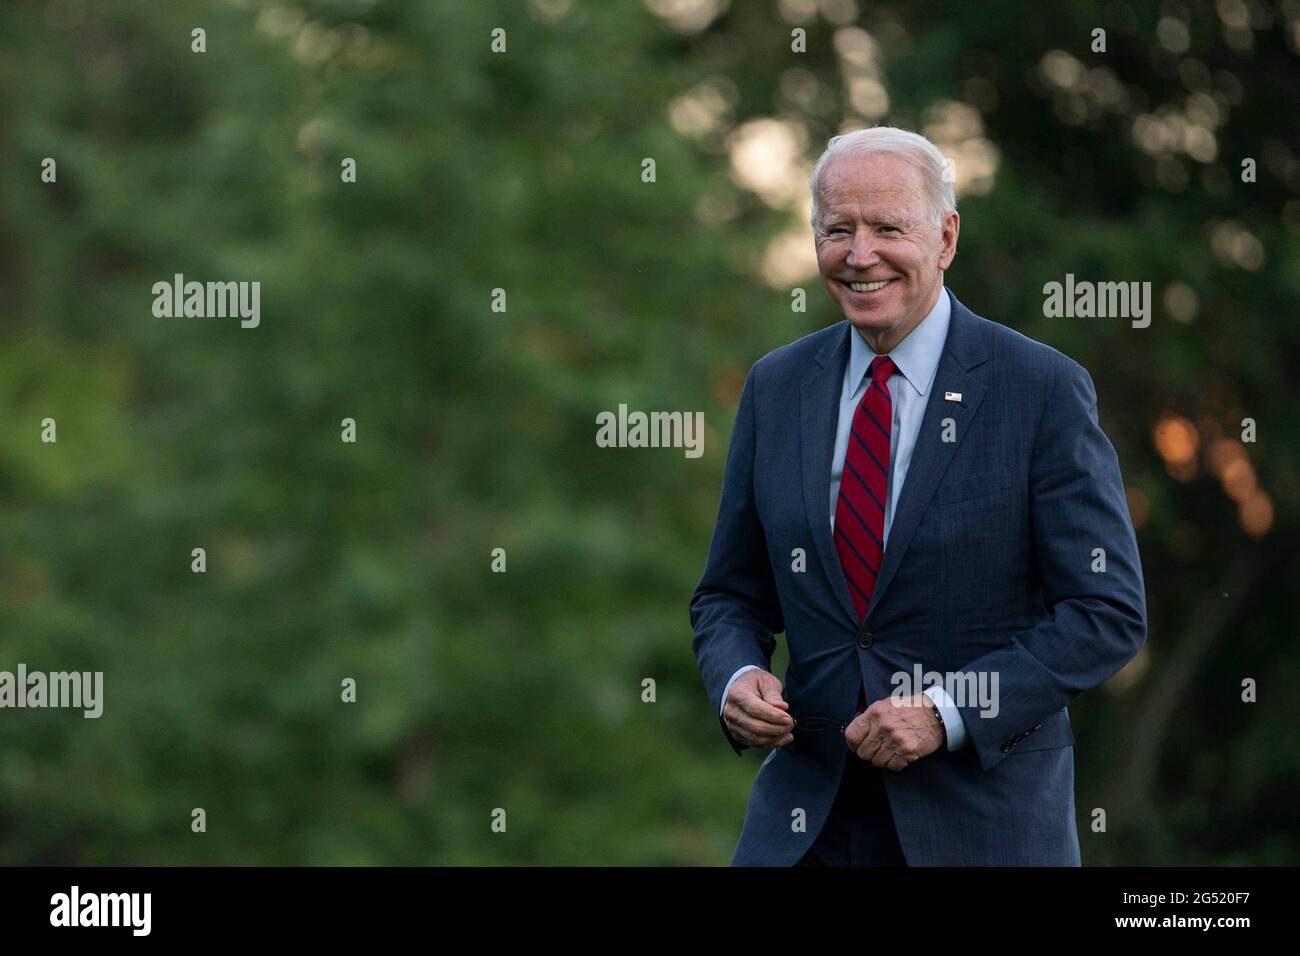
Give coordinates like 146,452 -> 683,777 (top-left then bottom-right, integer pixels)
690,289 -> 1146,866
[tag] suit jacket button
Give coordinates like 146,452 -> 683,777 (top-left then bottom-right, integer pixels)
857,631 -> 873,649
1001,741 -> 1013,753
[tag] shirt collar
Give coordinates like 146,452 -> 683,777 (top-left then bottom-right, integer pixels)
845,285 -> 951,400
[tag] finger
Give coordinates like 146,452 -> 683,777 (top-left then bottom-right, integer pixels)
736,694 -> 796,729
755,682 -> 794,722
856,721 -> 883,757
727,708 -> 793,743
742,725 -> 790,746
843,713 -> 872,748
858,735 -> 887,763
729,704 -> 793,737
860,718 -> 894,759
726,718 -> 762,748
749,681 -> 794,713
883,742 -> 915,768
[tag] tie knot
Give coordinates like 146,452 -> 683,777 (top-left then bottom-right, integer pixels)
869,355 -> 896,384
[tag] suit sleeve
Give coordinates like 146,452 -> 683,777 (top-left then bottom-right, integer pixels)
690,365 -> 785,755
954,357 -> 1147,771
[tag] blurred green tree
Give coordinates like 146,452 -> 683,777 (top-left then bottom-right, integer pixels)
0,0 -> 1295,865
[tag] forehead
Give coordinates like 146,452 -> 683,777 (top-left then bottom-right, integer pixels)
818,151 -> 927,217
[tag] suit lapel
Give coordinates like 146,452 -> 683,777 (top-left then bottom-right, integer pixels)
798,292 -> 992,627
864,291 -> 989,621
800,324 -> 859,626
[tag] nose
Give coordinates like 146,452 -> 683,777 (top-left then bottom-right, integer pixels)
845,229 -> 881,270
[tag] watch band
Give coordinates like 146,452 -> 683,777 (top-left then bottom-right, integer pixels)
925,694 -> 947,745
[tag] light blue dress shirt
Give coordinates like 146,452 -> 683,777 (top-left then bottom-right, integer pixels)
720,286 -> 969,751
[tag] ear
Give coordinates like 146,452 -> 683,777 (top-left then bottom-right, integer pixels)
938,211 -> 960,270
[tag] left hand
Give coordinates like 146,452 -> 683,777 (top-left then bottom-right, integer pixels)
844,694 -> 944,771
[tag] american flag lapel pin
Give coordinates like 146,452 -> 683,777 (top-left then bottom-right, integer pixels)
945,391 -> 963,403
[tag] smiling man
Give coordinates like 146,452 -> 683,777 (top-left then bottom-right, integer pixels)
690,126 -> 1147,866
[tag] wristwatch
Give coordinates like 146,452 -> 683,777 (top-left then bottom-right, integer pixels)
924,694 -> 947,746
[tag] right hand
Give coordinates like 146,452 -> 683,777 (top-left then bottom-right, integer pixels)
723,669 -> 795,748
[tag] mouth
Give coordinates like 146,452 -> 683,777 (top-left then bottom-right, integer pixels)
840,278 -> 897,296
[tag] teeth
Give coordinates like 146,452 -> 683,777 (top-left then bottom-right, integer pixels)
849,280 -> 891,292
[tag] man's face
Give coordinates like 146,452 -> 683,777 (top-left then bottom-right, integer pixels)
814,151 -> 959,351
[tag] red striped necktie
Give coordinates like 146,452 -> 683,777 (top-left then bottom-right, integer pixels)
835,354 -> 896,714
835,354 -> 895,620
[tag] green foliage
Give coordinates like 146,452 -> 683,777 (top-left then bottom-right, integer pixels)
0,0 -> 1295,864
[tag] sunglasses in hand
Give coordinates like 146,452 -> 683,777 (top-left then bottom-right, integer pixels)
791,713 -> 854,737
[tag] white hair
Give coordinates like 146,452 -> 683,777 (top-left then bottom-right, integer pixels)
809,126 -> 956,232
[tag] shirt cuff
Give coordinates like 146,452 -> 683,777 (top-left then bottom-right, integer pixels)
720,665 -> 763,716
923,685 -> 968,751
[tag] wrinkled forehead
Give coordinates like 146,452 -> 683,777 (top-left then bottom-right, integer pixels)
818,152 -> 929,218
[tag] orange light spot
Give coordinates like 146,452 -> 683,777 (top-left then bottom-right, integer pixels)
1220,457 -> 1256,502
1240,491 -> 1273,537
1204,437 -> 1246,477
1153,415 -> 1198,465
